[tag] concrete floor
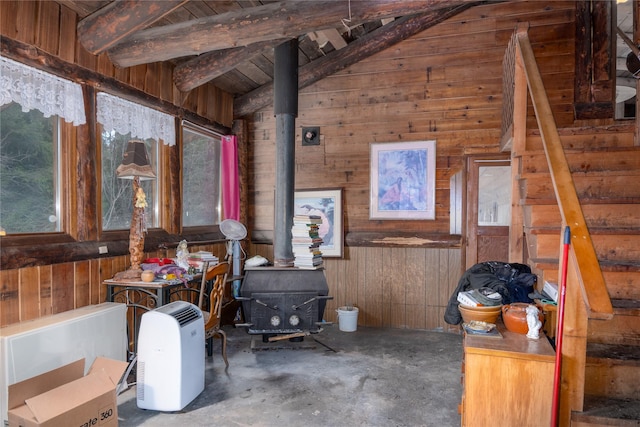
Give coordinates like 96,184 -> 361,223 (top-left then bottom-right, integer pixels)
117,325 -> 463,426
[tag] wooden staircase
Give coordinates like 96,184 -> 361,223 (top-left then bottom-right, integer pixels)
503,26 -> 640,426
519,132 -> 640,425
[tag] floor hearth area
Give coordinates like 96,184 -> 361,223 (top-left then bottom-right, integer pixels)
117,325 -> 463,426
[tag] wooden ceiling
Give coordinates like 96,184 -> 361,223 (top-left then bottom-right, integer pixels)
57,0 -> 487,116
56,1 -> 637,115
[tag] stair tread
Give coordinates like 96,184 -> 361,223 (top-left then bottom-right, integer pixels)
599,261 -> 640,273
612,299 -> 640,310
529,258 -> 640,273
586,343 -> 640,362
527,226 -> 640,235
575,395 -> 640,423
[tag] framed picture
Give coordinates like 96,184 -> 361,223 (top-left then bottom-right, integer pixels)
294,188 -> 343,257
370,140 -> 436,220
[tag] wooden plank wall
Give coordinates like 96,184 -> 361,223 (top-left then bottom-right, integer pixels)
0,243 -> 226,327
247,2 -> 577,329
248,1 -> 577,235
0,0 -> 233,327
0,0 -> 234,128
0,243 -> 227,327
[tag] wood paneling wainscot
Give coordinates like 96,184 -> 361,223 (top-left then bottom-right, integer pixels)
1,244 -> 227,327
250,243 -> 461,331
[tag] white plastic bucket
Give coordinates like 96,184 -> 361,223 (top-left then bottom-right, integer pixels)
337,306 -> 359,332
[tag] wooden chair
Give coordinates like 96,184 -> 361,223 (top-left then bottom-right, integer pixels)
198,262 -> 230,367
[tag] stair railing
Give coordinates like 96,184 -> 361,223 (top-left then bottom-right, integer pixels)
505,24 -> 613,321
503,23 -> 616,425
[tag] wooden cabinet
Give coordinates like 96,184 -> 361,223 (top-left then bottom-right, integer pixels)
461,326 -> 556,426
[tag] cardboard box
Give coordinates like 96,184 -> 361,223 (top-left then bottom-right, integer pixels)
8,357 -> 128,427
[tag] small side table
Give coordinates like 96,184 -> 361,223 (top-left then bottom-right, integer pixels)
104,277 -> 200,355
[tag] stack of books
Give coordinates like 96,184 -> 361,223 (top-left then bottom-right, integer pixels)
187,251 -> 219,272
291,214 -> 324,269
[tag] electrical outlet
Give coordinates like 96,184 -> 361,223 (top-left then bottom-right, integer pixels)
98,246 -> 108,254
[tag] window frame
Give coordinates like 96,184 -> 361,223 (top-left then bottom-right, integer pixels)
181,121 -> 223,231
0,55 -> 231,270
97,127 -> 164,239
0,112 -> 75,244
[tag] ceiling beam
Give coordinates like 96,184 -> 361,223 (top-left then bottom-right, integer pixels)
56,0 -> 110,18
105,0 -> 485,68
174,39 -> 286,93
234,3 -> 480,118
77,0 -> 188,55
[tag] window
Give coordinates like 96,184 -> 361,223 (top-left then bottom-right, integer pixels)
182,123 -> 221,227
477,165 -> 511,226
97,92 -> 174,232
0,102 -> 61,233
101,131 -> 158,231
0,57 -> 85,235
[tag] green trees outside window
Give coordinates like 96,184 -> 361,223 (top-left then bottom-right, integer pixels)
101,131 -> 158,231
0,102 -> 60,234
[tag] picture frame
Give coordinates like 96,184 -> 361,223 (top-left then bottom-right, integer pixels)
294,188 -> 343,257
370,140 -> 436,220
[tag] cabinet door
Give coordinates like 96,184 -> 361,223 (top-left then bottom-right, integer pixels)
464,351 -> 554,426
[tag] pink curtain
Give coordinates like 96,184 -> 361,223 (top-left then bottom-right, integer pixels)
221,135 -> 240,221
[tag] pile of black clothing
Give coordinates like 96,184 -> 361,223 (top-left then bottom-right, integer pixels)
444,261 -> 537,325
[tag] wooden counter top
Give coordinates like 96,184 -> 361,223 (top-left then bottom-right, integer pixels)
465,324 -> 556,362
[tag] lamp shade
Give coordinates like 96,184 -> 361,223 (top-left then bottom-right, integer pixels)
116,139 -> 156,180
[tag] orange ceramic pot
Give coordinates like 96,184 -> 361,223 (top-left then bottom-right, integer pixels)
502,303 -> 544,334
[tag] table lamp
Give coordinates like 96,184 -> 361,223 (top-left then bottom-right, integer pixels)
113,139 -> 156,280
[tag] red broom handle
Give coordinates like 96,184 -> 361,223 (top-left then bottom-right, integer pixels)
551,226 -> 571,427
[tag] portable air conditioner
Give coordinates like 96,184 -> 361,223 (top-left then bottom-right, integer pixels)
136,301 -> 205,411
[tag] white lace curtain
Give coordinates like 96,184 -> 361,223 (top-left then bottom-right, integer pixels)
0,56 -> 86,125
97,92 -> 175,146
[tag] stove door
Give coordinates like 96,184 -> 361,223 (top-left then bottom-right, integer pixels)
246,292 -> 321,334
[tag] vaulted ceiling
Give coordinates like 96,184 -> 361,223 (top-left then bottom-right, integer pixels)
58,1 -> 636,116
58,0 -> 488,116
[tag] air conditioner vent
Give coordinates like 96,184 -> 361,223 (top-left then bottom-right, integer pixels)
171,306 -> 201,326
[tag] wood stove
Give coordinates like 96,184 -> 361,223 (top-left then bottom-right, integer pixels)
237,267 -> 331,337
237,40 -> 332,339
